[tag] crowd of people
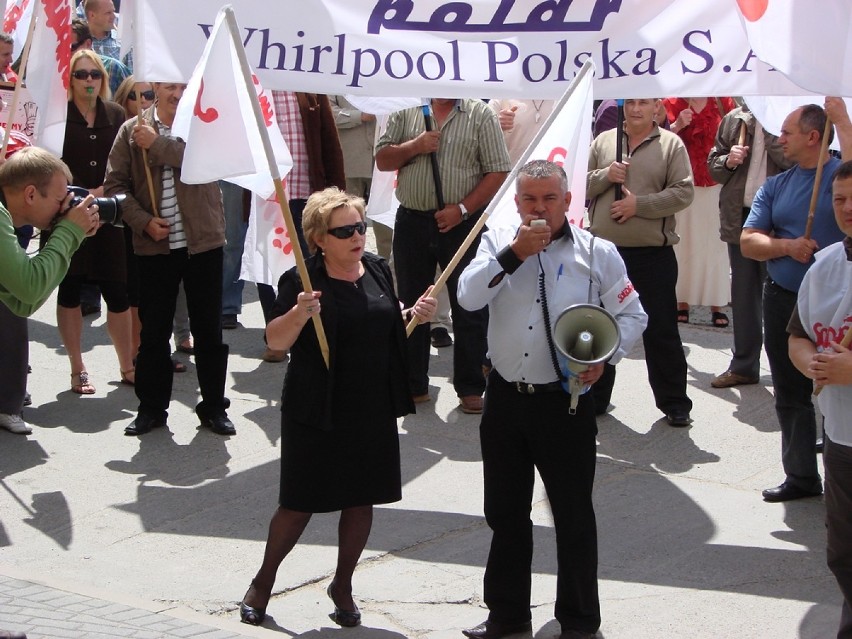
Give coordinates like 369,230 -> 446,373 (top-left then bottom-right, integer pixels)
2,2 -> 852,638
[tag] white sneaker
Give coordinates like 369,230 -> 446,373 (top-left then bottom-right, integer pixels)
0,413 -> 32,434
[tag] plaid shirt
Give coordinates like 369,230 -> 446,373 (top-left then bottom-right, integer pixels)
92,30 -> 133,71
272,91 -> 310,200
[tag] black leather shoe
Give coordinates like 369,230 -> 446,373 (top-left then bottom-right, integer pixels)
560,630 -> 597,639
431,326 -> 453,348
200,413 -> 236,436
462,619 -> 532,639
762,482 -> 822,502
124,413 -> 166,436
327,582 -> 361,627
665,411 -> 692,427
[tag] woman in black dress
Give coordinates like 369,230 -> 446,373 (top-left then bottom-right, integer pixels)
239,188 -> 436,627
52,49 -> 132,393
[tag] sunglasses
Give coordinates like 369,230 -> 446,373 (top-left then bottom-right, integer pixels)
327,221 -> 367,239
128,90 -> 155,101
72,69 -> 103,80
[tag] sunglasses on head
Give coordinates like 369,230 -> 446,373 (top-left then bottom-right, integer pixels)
72,69 -> 103,80
128,90 -> 155,101
327,221 -> 367,239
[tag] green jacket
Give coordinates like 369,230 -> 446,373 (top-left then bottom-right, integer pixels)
0,203 -> 85,317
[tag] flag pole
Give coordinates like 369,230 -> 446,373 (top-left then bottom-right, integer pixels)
421,100 -> 445,210
0,11 -> 36,158
405,59 -> 595,336
136,113 -> 159,217
804,117 -> 833,240
614,99 -> 624,201
222,6 -> 330,368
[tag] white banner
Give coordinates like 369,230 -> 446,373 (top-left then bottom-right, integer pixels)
241,193 -> 296,286
131,0 -> 831,99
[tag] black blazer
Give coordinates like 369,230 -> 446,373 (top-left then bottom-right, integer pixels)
272,252 -> 415,431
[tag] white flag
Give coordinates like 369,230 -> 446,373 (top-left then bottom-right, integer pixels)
14,0 -> 70,154
171,6 -> 292,199
487,61 -> 594,230
738,0 -> 852,96
240,192 -> 296,286
3,0 -> 34,57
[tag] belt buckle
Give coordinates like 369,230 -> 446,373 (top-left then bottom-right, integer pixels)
515,382 -> 535,394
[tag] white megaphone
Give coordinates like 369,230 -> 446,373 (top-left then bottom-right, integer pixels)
552,304 -> 621,414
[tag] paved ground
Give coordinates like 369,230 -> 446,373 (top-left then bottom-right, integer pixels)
0,230 -> 842,639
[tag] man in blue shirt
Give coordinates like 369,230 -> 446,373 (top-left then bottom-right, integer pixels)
742,104 -> 846,502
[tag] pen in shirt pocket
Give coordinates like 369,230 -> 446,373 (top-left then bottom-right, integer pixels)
557,264 -> 564,280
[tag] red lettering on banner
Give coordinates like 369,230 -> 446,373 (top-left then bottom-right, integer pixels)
547,147 -> 567,166
251,75 -> 274,127
617,282 -> 634,303
813,317 -> 852,348
194,78 -> 218,123
271,226 -> 293,255
736,0 -> 768,22
44,0 -> 72,91
4,0 -> 30,33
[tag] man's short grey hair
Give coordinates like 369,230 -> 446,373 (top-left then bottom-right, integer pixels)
0,32 -> 14,46
517,160 -> 569,192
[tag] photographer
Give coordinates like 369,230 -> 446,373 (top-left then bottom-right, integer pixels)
0,146 -> 99,434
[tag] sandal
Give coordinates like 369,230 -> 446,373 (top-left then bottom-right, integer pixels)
677,309 -> 689,324
120,368 -> 135,386
176,340 -> 194,355
172,358 -> 187,373
712,311 -> 730,328
71,371 -> 96,395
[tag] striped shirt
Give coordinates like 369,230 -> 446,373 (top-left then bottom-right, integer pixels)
272,91 -> 310,199
376,99 -> 510,211
153,113 -> 186,250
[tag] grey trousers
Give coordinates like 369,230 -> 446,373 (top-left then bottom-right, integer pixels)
726,241 -> 765,378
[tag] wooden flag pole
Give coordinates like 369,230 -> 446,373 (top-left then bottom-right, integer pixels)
1,11 -> 36,158
737,120 -> 747,147
804,117 -> 833,240
405,59 -> 595,336
223,7 -> 329,368
136,113 -> 160,217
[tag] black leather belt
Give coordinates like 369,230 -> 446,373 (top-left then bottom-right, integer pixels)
513,381 -> 564,394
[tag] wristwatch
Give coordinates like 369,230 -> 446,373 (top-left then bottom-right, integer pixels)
459,202 -> 470,221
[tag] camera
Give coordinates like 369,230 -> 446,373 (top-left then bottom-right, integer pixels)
66,186 -> 126,226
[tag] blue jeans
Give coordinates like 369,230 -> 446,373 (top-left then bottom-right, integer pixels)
762,279 -> 820,491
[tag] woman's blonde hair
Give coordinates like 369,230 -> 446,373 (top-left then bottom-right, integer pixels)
302,187 -> 366,255
68,49 -> 110,101
112,75 -> 135,114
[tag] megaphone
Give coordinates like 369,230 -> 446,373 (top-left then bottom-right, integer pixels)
552,304 -> 621,414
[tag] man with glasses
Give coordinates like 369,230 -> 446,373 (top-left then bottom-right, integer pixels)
104,82 -> 234,438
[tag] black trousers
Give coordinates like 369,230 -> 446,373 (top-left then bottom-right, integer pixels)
136,247 -> 229,419
392,206 -> 488,397
593,245 -> 692,415
481,372 -> 600,634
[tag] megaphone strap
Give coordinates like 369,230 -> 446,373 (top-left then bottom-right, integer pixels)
537,255 -> 567,385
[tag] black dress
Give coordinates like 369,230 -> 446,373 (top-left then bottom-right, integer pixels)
279,268 -> 402,513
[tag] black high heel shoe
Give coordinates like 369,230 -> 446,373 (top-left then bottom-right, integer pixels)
327,582 -> 361,627
239,582 -> 267,626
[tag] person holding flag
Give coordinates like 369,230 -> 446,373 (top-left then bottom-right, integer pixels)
741,104 -> 846,502
104,82 -> 234,437
586,98 -> 695,425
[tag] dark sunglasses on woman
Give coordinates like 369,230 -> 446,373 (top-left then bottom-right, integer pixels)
72,69 -> 103,80
128,90 -> 155,101
327,221 -> 367,239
